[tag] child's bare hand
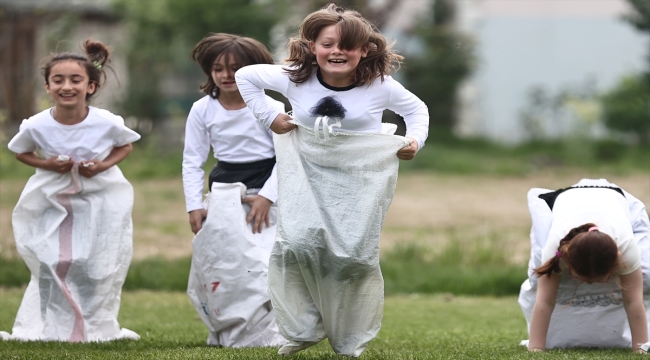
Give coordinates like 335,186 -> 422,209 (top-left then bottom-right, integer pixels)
270,113 -> 297,134
397,137 -> 418,160
242,195 -> 272,234
188,209 -> 207,234
78,160 -> 107,178
44,156 -> 74,173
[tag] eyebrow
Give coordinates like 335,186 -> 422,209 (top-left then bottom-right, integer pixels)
51,74 -> 85,78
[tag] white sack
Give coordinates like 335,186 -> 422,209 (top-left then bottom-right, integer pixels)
269,123 -> 409,357
1,164 -> 138,342
519,178 -> 650,348
187,182 -> 286,347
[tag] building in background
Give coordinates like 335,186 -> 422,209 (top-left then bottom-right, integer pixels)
454,0 -> 648,143
0,0 -> 125,138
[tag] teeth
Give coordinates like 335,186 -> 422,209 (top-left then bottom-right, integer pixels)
329,60 -> 345,63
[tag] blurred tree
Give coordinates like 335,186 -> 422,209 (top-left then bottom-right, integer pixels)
112,0 -> 281,127
601,75 -> 650,144
623,0 -> 650,86
401,0 -> 475,135
305,0 -> 400,28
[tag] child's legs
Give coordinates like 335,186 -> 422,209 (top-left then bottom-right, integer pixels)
316,255 -> 384,357
269,241 -> 384,357
268,242 -> 326,344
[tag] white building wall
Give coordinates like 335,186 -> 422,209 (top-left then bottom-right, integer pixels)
456,0 -> 649,143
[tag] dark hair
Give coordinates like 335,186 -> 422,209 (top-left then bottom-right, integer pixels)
190,33 -> 274,99
42,39 -> 111,101
284,3 -> 403,86
534,223 -> 620,279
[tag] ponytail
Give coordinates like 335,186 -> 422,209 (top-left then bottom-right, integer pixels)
534,223 -> 597,278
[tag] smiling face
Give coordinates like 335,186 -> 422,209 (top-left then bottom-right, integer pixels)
211,54 -> 241,95
310,24 -> 367,87
45,60 -> 96,109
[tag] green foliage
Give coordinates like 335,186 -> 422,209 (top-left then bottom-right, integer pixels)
1,136 -> 647,181
0,257 -> 29,288
122,257 -> 191,291
0,241 -> 526,296
624,0 -> 650,87
382,241 -> 526,296
111,0 -> 281,124
601,75 -> 650,143
402,0 -> 475,130
402,133 -> 650,175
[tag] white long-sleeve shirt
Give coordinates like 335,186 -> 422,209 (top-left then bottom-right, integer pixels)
182,95 -> 284,212
541,188 -> 640,275
235,64 -> 429,149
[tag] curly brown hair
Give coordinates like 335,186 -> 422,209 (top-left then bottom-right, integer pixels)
191,33 -> 274,99
284,3 -> 403,86
42,39 -> 111,101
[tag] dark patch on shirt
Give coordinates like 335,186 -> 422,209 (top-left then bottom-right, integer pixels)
309,96 -> 347,119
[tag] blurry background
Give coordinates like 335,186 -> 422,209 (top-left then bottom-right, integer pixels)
0,0 -> 648,296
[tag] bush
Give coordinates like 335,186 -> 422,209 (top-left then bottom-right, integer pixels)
601,75 -> 650,143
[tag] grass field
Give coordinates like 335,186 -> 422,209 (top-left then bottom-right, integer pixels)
0,288 -> 644,359
2,172 -> 648,261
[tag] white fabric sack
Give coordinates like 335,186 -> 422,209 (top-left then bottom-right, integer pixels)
187,182 -> 286,347
519,178 -> 650,348
1,163 -> 139,342
268,122 -> 409,357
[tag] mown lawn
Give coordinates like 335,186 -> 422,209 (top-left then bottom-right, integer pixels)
0,289 -> 643,359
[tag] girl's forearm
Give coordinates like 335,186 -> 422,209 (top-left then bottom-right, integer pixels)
621,268 -> 648,350
100,144 -> 133,167
625,300 -> 648,349
16,152 -> 46,169
528,302 -> 553,350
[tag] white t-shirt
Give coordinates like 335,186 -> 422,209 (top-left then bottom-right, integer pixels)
182,95 -> 285,212
235,64 -> 429,150
541,187 -> 639,275
8,107 -> 140,162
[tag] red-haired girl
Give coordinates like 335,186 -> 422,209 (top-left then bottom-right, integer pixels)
520,179 -> 650,353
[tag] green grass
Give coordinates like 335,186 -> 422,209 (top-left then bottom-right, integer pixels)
0,288 -> 643,359
0,241 -> 527,296
1,137 -> 648,180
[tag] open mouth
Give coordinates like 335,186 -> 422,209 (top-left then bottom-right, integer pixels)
328,59 -> 347,65
60,93 -> 76,99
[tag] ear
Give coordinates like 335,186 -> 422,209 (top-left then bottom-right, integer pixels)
87,81 -> 97,96
45,82 -> 50,94
361,47 -> 368,58
309,41 -> 316,54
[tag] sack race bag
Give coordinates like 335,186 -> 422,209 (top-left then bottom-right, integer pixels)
269,122 -> 409,357
519,178 -> 650,348
187,182 -> 286,347
1,164 -> 139,342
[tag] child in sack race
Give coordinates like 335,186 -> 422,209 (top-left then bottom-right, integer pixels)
520,178 -> 650,353
235,3 -> 428,357
2,39 -> 140,342
183,33 -> 287,347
